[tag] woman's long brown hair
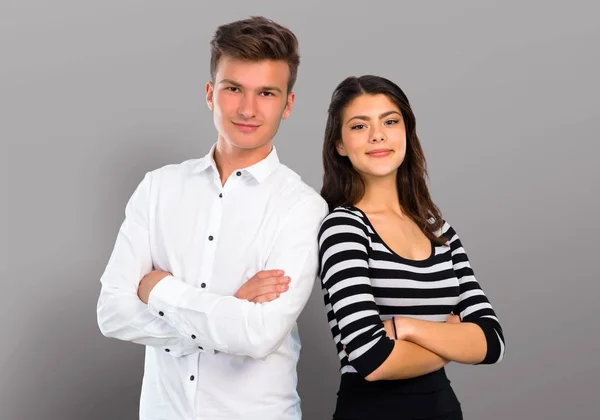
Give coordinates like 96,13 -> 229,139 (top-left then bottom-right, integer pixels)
321,75 -> 447,244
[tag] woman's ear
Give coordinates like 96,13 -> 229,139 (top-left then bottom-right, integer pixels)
336,141 -> 348,157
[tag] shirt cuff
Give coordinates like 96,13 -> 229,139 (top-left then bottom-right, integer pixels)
147,275 -> 216,354
147,275 -> 190,313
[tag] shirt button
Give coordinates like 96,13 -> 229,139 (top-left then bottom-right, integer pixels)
190,375 -> 195,381
191,334 -> 196,339
200,283 -> 206,288
208,235 -> 214,241
158,311 -> 164,316
165,348 -> 170,353
198,346 -> 203,350
236,171 -> 242,176
219,193 -> 223,198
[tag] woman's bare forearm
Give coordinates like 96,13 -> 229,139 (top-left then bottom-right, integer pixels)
365,340 -> 448,381
398,318 -> 487,364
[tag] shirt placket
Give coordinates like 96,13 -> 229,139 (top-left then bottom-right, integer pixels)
191,168 -> 244,416
195,172 -> 224,290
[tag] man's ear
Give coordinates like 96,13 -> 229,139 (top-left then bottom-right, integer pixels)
281,91 -> 295,120
205,81 -> 214,111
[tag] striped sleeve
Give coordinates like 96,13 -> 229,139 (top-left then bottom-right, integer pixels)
317,209 -> 394,377
444,222 -> 506,364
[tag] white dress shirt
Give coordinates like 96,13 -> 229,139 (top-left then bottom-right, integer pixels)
96,144 -> 329,420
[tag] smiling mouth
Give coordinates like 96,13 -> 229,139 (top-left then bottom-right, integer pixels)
233,122 -> 261,132
366,149 -> 393,157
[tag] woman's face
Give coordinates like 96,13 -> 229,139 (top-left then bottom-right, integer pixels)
337,93 -> 407,180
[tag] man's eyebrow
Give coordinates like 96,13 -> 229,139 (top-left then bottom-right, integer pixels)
345,110 -> 402,124
259,86 -> 283,93
218,79 -> 242,87
218,79 -> 283,93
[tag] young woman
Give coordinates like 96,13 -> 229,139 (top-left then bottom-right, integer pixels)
317,75 -> 505,420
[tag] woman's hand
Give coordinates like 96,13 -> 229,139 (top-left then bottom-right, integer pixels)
382,319 -> 396,339
393,317 -> 416,340
380,317 -> 416,340
446,313 -> 461,324
344,314 -> 462,352
387,313 -> 462,341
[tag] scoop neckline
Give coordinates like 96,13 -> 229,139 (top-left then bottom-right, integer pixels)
346,205 -> 437,267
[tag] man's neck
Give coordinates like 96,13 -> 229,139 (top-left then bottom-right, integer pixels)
213,137 -> 273,185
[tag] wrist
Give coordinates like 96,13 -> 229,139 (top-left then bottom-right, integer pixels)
395,317 -> 418,341
139,270 -> 172,304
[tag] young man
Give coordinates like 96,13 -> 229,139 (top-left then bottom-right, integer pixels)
96,16 -> 328,420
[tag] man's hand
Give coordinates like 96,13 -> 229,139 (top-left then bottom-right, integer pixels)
138,270 -> 171,304
234,269 -> 290,303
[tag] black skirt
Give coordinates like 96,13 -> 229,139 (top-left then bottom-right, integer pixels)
331,368 -> 462,420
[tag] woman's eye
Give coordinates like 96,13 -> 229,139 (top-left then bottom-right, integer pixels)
351,124 -> 366,130
385,119 -> 399,126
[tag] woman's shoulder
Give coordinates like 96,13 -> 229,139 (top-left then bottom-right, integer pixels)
322,205 -> 368,225
318,205 -> 369,235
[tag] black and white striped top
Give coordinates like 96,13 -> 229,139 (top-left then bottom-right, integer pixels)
317,206 -> 505,379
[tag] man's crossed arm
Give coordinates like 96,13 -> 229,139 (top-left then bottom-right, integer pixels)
96,172 -> 328,358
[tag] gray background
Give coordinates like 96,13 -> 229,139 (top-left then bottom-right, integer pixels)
1,1 -> 598,419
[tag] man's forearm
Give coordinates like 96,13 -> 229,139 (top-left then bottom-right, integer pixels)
144,196 -> 327,359
146,273 -> 311,359
97,284 -> 200,356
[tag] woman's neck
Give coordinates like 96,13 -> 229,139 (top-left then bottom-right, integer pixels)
356,172 -> 403,215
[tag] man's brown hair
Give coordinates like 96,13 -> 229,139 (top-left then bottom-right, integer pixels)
210,16 -> 300,93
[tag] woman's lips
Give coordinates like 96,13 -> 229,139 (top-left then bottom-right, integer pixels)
366,149 -> 393,158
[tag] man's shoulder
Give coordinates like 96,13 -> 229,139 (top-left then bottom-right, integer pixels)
146,158 -> 204,182
273,165 -> 328,213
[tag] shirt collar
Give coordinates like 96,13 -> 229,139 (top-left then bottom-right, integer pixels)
192,143 -> 281,184
192,143 -> 218,173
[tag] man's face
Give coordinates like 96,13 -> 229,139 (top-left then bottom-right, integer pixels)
206,56 -> 295,151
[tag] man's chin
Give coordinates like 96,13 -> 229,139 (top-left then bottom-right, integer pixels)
224,137 -> 272,151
